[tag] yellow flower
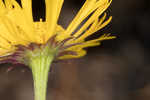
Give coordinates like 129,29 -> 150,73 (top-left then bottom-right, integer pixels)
0,0 -> 115,61
0,1 -> 115,100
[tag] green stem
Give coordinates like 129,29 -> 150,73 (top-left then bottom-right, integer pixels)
27,46 -> 56,100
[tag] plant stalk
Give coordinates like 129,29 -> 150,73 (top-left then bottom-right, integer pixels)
28,47 -> 55,100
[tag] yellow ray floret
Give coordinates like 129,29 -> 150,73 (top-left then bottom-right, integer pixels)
0,0 -> 115,59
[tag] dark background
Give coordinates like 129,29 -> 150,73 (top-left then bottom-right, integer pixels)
0,0 -> 150,100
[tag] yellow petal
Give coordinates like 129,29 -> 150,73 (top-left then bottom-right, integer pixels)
96,16 -> 112,31
0,47 -> 14,56
65,0 -> 112,37
45,0 -> 64,42
5,0 -> 36,42
67,41 -> 100,51
59,49 -> 87,59
76,16 -> 112,42
59,42 -> 100,59
81,34 -> 115,45
21,0 -> 33,23
0,1 -> 5,14
0,36 -> 12,49
0,17 -> 29,45
64,0 -> 95,35
55,25 -> 71,41
60,33 -> 115,59
56,25 -> 65,33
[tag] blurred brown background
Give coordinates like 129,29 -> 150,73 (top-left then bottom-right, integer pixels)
0,0 -> 150,100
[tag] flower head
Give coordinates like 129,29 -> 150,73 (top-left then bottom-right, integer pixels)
0,0 -> 115,100
0,0 -> 115,64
